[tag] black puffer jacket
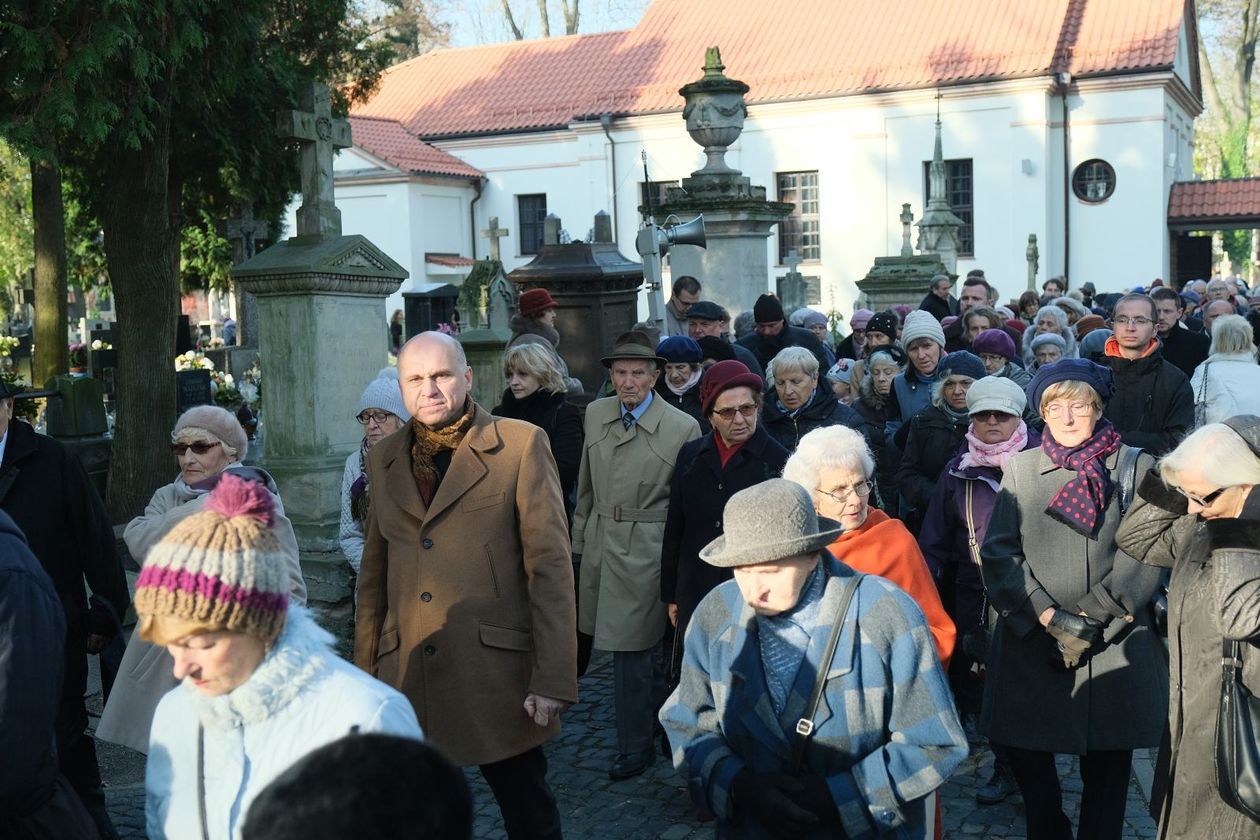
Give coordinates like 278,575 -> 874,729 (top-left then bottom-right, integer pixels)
897,405 -> 969,534
1095,345 -> 1194,456
761,386 -> 863,453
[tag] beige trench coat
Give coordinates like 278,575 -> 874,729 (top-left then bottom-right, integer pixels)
95,470 -> 304,753
572,394 -> 700,651
353,406 -> 577,767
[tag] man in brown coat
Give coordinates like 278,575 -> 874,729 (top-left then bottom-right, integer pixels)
354,331 -> 577,839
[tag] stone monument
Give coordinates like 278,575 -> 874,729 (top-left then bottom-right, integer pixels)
777,251 -> 806,313
856,203 -> 949,313
652,48 -> 792,317
232,82 -> 406,622
916,108 -> 965,275
1026,233 -> 1040,292
225,202 -> 269,348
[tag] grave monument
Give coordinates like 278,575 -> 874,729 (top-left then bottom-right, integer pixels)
856,203 -> 949,313
232,82 -> 406,620
456,218 -> 513,411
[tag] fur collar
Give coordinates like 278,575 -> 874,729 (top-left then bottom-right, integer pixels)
509,314 -> 560,347
184,606 -> 332,730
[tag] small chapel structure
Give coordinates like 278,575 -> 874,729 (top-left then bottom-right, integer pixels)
284,0 -> 1202,315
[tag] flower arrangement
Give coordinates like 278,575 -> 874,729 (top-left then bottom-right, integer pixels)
0,336 -> 19,357
238,355 -> 262,408
68,342 -> 88,370
0,368 -> 36,422
90,339 -> 113,351
174,350 -> 216,372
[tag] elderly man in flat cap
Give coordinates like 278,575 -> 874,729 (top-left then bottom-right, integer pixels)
660,479 -> 966,838
572,331 -> 701,779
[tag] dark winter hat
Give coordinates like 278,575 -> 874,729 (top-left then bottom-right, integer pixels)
601,330 -> 667,368
1026,357 -> 1114,411
685,300 -> 726,322
866,311 -> 899,343
1075,314 -> 1107,341
1179,290 -> 1202,307
700,360 -> 764,414
656,336 -> 703,364
753,294 -> 785,324
971,328 -> 1017,361
696,336 -> 737,363
518,288 -> 559,318
938,351 -> 986,382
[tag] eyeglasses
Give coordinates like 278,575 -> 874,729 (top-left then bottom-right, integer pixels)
1112,316 -> 1154,327
816,480 -> 871,502
971,410 -> 1016,423
711,403 -> 758,421
978,354 -> 1008,368
356,410 -> 395,426
1174,485 -> 1227,507
170,441 -> 221,456
1042,401 -> 1096,419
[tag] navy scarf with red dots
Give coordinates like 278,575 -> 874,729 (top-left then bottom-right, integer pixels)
1042,420 -> 1122,536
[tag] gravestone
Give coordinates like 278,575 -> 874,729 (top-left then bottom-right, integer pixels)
777,251 -> 806,312
225,202 -> 269,349
856,202 -> 949,313
233,82 -> 406,622
916,105 -> 965,274
176,369 -> 214,414
403,284 -> 460,337
44,374 -> 108,438
481,217 -> 516,331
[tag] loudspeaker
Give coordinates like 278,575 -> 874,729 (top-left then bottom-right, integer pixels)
665,216 -> 706,250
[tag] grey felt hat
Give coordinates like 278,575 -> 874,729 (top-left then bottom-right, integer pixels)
699,479 -> 843,568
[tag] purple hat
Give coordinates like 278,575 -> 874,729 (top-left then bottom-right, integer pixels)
971,328 -> 1017,361
850,309 -> 875,330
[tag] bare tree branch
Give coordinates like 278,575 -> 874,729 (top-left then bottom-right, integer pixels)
536,0 -> 551,36
501,0 -> 524,39
562,0 -> 579,34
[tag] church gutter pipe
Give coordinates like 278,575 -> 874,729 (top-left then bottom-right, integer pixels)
470,177 -> 485,260
600,114 -> 618,241
1058,73 -> 1072,287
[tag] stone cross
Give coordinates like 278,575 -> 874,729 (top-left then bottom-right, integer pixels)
778,250 -> 806,312
481,217 -> 509,262
783,250 -> 803,275
899,204 -> 914,257
277,83 -> 351,239
226,202 -> 270,264
1026,233 -> 1040,292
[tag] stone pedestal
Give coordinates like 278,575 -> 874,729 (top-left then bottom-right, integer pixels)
855,254 -> 949,314
458,328 -> 511,410
233,234 -> 405,611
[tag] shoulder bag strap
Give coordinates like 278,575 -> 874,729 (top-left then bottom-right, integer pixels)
1117,446 -> 1143,516
197,725 -> 210,840
790,572 -> 865,775
964,481 -> 982,568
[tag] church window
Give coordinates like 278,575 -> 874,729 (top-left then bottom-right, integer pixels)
777,171 -> 821,263
922,159 -> 974,257
1072,160 -> 1116,203
517,194 -> 548,255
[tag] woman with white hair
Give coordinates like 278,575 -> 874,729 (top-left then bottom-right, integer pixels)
1049,296 -> 1091,325
96,406 -> 305,754
784,425 -> 955,663
1022,305 -> 1078,367
1117,417 -> 1260,837
851,347 -> 906,509
760,346 -> 862,452
1189,314 -> 1260,425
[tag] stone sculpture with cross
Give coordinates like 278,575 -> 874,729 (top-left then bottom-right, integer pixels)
277,82 -> 351,240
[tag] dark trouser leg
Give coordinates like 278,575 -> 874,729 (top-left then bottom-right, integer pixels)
1076,749 -> 1132,840
613,648 -> 658,754
1002,745 -> 1072,840
57,617 -> 115,839
479,745 -> 563,840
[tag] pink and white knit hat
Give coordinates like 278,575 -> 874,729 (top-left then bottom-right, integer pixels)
134,473 -> 289,644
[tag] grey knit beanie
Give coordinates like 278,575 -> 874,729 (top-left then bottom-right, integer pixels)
358,368 -> 410,421
901,310 -> 946,348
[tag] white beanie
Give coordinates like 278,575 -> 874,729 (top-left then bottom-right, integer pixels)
966,376 -> 1026,417
901,310 -> 946,348
358,372 -> 410,421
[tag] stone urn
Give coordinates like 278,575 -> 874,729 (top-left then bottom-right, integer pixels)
679,47 -> 749,176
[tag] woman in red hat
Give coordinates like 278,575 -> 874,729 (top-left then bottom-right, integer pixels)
508,287 -> 582,395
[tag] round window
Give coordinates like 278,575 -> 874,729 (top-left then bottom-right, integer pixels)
1072,159 -> 1116,203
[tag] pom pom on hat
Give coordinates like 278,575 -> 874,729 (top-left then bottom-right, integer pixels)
205,472 -> 276,526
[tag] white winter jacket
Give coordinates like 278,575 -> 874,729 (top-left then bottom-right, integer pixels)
1189,351 -> 1260,426
145,607 -> 422,840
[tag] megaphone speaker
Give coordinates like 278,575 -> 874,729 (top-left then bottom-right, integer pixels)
665,216 -> 706,250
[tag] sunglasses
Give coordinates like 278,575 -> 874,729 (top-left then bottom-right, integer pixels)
971,410 -> 1016,423
170,441 -> 221,456
1174,485 -> 1227,507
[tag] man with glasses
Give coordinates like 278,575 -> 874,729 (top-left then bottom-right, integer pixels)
1098,294 -> 1193,455
1149,287 -> 1208,378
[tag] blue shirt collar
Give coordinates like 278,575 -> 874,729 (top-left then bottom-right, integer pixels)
622,389 -> 654,423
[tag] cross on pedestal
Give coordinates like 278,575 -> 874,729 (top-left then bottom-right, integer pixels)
899,203 -> 914,257
783,250 -> 803,276
225,202 -> 270,264
481,216 -> 509,262
277,83 -> 351,239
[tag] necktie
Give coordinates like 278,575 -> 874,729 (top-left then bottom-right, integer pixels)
622,413 -> 634,430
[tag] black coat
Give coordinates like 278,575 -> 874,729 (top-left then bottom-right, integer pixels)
0,509 -> 65,818
918,292 -> 959,322
653,379 -> 710,434
897,405 -> 969,534
491,388 -> 583,515
737,324 -> 830,382
852,385 -> 898,511
1095,348 -> 1194,456
760,386 -> 864,453
1158,326 -> 1210,379
660,427 -> 789,631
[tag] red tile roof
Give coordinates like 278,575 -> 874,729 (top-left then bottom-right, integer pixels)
352,0 -> 1195,139
1168,178 -> 1260,225
425,254 -> 478,267
348,116 -> 483,178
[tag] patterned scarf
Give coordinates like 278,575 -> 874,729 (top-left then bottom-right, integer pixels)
959,421 -> 1028,470
410,398 -> 475,506
1042,419 -> 1122,536
349,436 -> 372,524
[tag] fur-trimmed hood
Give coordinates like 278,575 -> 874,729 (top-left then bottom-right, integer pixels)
509,313 -> 560,348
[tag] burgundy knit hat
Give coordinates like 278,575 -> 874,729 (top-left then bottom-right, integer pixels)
518,288 -> 558,318
700,360 -> 764,414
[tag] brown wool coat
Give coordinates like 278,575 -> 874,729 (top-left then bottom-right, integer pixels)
353,404 -> 577,767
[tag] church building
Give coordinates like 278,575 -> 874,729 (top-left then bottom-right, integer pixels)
287,0 -> 1203,317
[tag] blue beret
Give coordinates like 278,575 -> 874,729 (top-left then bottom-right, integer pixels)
938,350 -> 986,382
655,335 -> 703,363
1026,357 -> 1113,410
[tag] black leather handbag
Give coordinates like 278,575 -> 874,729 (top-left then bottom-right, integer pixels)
1215,639 -> 1260,823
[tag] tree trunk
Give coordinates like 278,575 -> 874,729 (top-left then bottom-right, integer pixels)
100,102 -> 180,523
501,0 -> 524,39
536,0 -> 551,36
562,0 -> 579,34
30,156 -> 68,385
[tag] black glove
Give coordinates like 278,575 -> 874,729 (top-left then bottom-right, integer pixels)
961,628 -> 991,665
794,773 -> 840,822
732,770 -> 819,834
1045,610 -> 1104,669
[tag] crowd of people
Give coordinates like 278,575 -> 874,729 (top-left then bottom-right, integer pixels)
6,269 -> 1260,839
